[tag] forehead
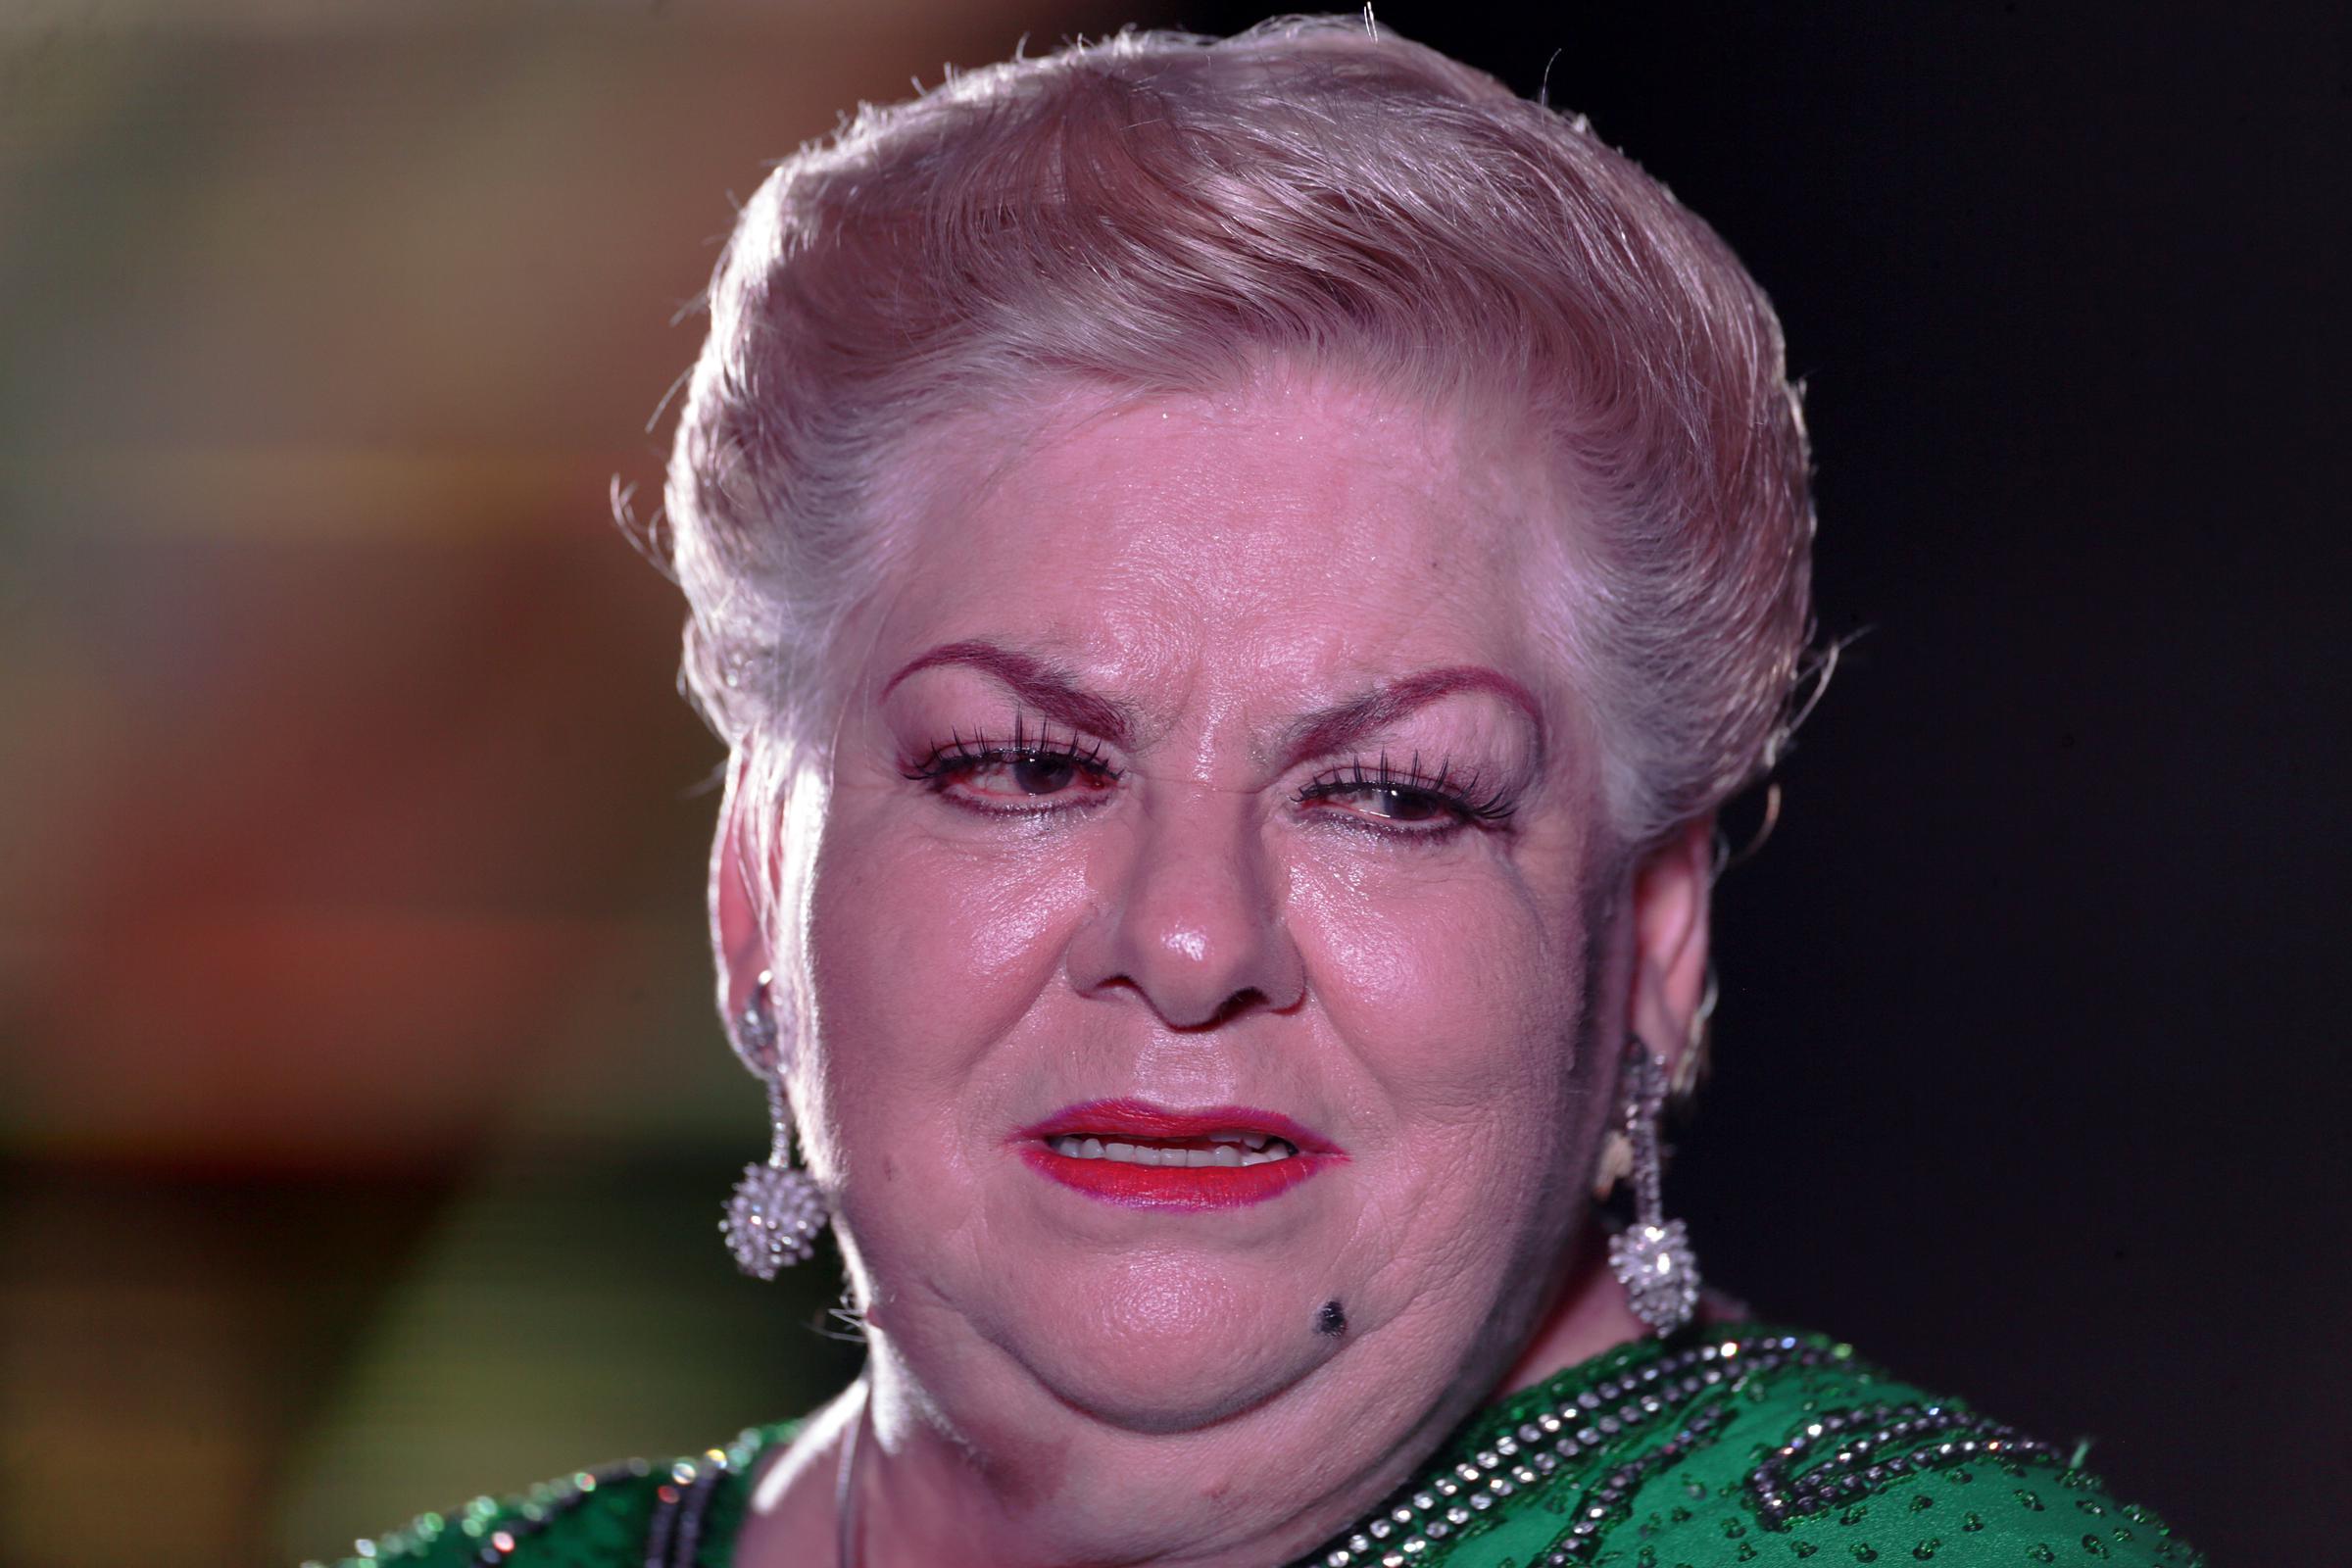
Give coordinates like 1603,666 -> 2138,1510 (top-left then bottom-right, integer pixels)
867,375 -> 1570,718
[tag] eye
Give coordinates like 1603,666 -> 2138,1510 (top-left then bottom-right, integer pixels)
956,750 -> 1111,801
1338,785 -> 1451,823
1294,755 -> 1515,838
902,719 -> 1122,815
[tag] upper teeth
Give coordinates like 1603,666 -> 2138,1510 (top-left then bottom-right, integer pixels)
1048,1134 -> 1297,1167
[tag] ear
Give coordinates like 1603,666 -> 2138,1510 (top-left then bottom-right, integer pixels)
1627,814 -> 1715,1080
710,754 -> 770,1029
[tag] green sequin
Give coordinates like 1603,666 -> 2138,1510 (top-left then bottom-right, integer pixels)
316,1324 -> 2198,1568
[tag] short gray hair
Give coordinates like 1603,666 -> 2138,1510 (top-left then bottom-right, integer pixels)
658,17 -> 1815,868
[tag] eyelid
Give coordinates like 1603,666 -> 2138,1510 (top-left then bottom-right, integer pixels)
900,721 -> 1517,835
899,712 -> 1126,815
1292,751 -> 1518,831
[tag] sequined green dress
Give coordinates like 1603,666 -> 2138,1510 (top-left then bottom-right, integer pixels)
315,1324 -> 2200,1568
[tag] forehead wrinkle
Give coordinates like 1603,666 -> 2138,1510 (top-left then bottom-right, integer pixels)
877,376 -> 1571,781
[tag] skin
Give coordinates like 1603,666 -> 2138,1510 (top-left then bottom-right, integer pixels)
723,368 -> 1715,1567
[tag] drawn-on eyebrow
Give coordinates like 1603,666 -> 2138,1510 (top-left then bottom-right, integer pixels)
1280,666 -> 1545,767
886,642 -> 1542,766
882,640 -> 1138,749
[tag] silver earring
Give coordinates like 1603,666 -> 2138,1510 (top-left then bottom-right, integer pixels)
1606,1036 -> 1700,1336
719,971 -> 828,1279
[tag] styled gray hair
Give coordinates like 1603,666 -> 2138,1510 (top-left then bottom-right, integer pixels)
657,17 -> 1815,897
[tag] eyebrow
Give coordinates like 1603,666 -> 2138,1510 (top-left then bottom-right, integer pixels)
882,640 -> 1140,748
1280,666 -> 1545,764
884,640 -> 1544,763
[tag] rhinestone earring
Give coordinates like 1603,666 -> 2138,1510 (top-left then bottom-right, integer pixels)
719,971 -> 829,1278
1606,1036 -> 1700,1336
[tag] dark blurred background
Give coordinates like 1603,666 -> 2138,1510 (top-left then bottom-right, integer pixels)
0,3 -> 2340,1564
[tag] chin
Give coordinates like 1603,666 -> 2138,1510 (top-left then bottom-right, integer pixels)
969,1249 -> 1341,1435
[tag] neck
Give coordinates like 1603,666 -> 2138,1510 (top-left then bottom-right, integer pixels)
833,1377 -> 868,1568
751,1230 -> 1652,1568
845,1351 -> 1409,1568
1494,1220 -> 1656,1394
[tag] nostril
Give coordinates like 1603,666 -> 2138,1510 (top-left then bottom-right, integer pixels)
1188,987 -> 1267,1032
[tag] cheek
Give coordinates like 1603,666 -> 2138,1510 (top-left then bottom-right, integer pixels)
1286,840 -> 1586,1115
803,800 -> 1094,1110
1283,837 -> 1601,1348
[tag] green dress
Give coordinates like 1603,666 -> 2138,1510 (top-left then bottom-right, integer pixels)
313,1323 -> 2201,1567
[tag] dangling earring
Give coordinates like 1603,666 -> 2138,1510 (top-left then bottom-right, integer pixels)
1606,1035 -> 1700,1336
719,971 -> 829,1279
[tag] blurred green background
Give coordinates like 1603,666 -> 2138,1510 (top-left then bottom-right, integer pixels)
0,4 -> 1147,1564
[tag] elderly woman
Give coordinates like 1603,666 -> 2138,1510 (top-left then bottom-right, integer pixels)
327,20 -> 2196,1568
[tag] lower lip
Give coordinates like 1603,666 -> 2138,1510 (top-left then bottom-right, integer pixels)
1017,1145 -> 1333,1209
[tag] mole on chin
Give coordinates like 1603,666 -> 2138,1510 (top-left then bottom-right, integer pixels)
1315,1299 -> 1347,1337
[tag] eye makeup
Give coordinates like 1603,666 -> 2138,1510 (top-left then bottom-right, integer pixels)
900,711 -> 1123,816
901,705 -> 1521,846
1292,750 -> 1519,840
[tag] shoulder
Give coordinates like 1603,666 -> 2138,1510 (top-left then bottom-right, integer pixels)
1629,1327 -> 2203,1567
306,1462 -> 661,1568
302,1424 -> 797,1568
1308,1328 -> 2199,1568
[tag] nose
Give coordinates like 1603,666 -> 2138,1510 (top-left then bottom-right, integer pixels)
1063,783 -> 1306,1029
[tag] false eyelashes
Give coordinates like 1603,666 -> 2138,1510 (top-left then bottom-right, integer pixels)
901,713 -> 1518,837
1292,752 -> 1518,828
899,712 -> 1122,790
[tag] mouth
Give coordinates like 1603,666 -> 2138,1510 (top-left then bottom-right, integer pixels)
1012,1099 -> 1343,1210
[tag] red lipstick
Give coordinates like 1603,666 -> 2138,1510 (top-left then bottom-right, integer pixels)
1012,1099 -> 1343,1210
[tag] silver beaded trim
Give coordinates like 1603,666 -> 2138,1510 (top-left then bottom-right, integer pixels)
1316,1334 -> 1821,1568
1540,1400 -> 1733,1565
1747,1399 -> 2065,1529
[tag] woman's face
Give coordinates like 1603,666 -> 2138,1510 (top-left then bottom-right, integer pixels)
757,371 -> 1688,1523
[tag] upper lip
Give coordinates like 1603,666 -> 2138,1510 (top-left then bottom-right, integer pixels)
1014,1098 -> 1343,1155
